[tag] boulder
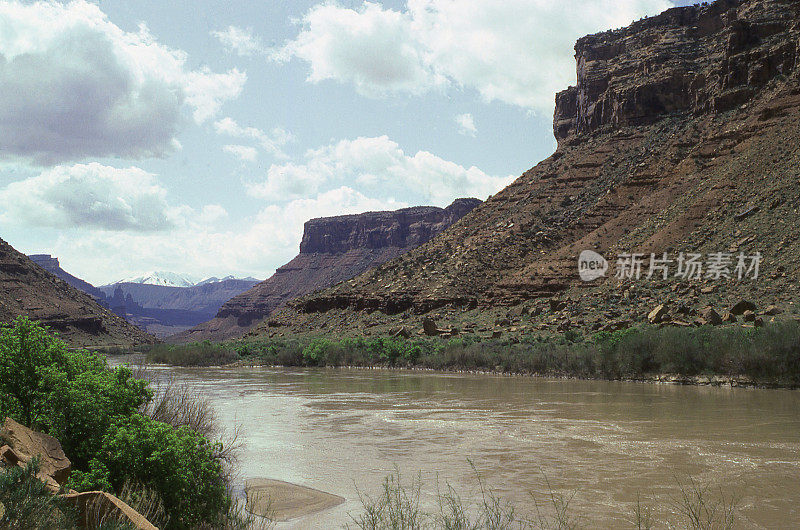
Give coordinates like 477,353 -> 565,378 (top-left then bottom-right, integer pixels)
1,417 -> 71,491
60,491 -> 158,530
730,300 -> 756,315
648,304 -> 669,324
422,318 -> 440,336
722,312 -> 737,323
393,326 -> 412,339
701,307 -> 723,326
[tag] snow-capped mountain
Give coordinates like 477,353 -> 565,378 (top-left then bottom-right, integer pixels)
116,271 -> 200,288
196,275 -> 259,286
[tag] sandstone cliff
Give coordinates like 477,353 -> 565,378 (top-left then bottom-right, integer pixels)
0,238 -> 154,348
175,198 -> 481,341
259,0 -> 800,338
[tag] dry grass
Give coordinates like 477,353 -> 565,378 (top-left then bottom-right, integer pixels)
346,468 -> 738,530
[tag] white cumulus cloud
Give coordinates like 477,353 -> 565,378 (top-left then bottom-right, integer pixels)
214,117 -> 292,158
278,1 -> 446,96
0,0 -> 246,164
455,113 -> 477,136
247,135 -> 513,205
223,144 -> 259,162
212,26 -> 266,56
277,0 -> 671,113
0,163 -> 177,231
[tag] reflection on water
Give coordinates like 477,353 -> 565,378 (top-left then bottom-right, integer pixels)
126,363 -> 800,528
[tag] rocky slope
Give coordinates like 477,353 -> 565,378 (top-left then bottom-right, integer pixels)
1,239 -> 154,348
259,0 -> 800,339
176,199 -> 481,341
27,255 -> 106,302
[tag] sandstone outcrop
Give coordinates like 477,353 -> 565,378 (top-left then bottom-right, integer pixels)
61,491 -> 158,530
174,198 -> 481,342
256,0 -> 800,338
0,417 -> 157,529
1,239 -> 155,348
1,417 -> 71,492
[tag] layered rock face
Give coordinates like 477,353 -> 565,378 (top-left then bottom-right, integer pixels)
259,0 -> 800,338
174,199 -> 481,341
299,199 -> 482,254
554,0 -> 799,142
0,238 -> 154,348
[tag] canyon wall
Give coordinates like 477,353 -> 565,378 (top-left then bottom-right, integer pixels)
174,199 -> 481,341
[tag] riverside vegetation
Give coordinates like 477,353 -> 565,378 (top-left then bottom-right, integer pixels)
149,319 -> 800,386
0,318 -> 768,529
0,317 -> 263,529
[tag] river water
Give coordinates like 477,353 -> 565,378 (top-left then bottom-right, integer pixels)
131,364 -> 800,528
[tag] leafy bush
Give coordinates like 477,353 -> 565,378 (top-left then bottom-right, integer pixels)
0,318 -> 239,529
0,317 -> 150,469
87,414 -> 230,530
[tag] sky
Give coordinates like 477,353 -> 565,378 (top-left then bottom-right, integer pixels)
0,0 -> 694,285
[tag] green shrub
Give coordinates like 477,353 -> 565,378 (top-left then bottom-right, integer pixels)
0,317 -> 151,469
91,414 -> 230,530
146,341 -> 239,367
0,318 -> 238,529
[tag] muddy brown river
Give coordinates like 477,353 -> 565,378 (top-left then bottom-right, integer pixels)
133,364 -> 800,528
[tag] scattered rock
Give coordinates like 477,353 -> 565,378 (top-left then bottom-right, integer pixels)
422,318 -> 440,336
722,312 -> 737,323
549,299 -> 567,312
393,327 -> 412,339
742,310 -> 756,322
754,316 -> 765,328
701,307 -> 723,326
648,304 -> 669,324
733,205 -> 760,221
604,320 -> 632,331
0,444 -> 20,466
491,330 -> 503,338
1,417 -> 71,492
762,305 -> 782,316
731,300 -> 756,315
699,286 -> 716,294
670,320 -> 693,327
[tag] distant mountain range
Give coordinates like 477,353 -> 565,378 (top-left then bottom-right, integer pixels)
26,255 -> 259,338
111,272 -> 259,288
116,271 -> 199,288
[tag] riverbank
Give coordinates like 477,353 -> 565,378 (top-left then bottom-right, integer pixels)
148,320 -> 800,388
